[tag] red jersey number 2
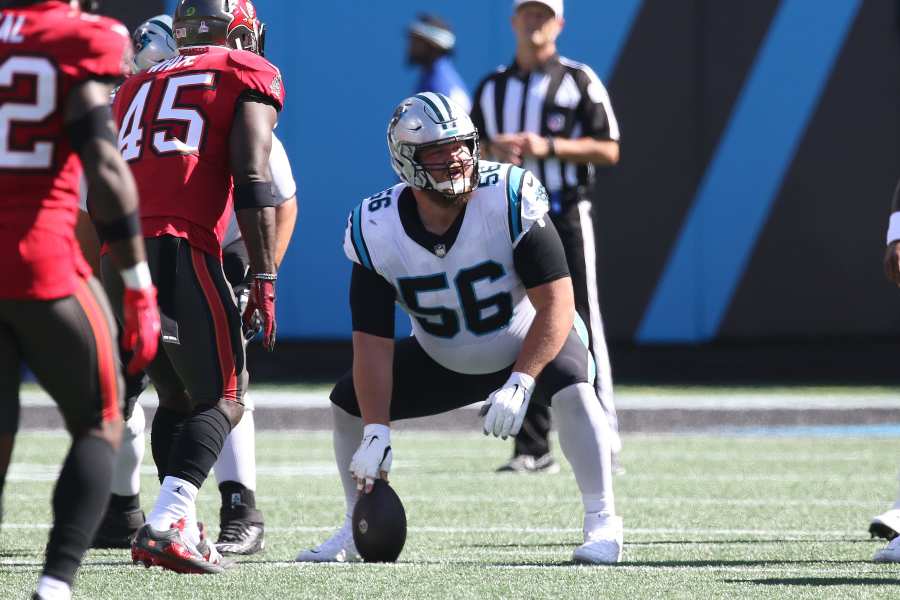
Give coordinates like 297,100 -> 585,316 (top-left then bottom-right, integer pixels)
0,56 -> 57,170
118,71 -> 216,162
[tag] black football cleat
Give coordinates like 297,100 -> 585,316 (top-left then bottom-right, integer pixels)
215,505 -> 265,555
92,506 -> 145,549
495,452 -> 561,474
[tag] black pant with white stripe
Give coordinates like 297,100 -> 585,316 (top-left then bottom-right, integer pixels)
514,200 -> 618,458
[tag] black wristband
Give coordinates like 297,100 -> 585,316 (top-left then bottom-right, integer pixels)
234,182 -> 276,210
546,136 -> 556,158
66,105 -> 117,153
94,211 -> 140,243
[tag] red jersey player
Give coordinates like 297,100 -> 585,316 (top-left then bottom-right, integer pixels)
112,0 -> 283,574
0,1 -> 160,598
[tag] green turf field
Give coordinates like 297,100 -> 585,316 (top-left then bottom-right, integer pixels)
2,430 -> 899,599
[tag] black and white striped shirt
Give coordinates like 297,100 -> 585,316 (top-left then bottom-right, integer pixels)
471,54 -> 619,211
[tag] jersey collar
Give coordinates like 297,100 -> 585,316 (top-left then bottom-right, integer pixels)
398,187 -> 467,259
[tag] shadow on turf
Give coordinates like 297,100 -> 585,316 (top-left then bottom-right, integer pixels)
728,577 -> 900,587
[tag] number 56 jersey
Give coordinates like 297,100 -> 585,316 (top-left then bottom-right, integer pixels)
112,45 -> 284,258
344,162 -> 551,375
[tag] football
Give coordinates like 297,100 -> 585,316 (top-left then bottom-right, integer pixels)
351,479 -> 407,563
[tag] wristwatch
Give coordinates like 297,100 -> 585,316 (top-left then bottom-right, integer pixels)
546,136 -> 556,157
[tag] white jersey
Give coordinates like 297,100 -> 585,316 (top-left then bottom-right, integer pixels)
343,161 -> 550,374
79,133 -> 297,248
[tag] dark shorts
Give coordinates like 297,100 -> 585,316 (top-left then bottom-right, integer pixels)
0,277 -> 123,434
115,237 -> 249,417
102,235 -> 247,407
330,327 -> 592,420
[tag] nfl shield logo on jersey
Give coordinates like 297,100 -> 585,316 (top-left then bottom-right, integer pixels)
433,243 -> 447,258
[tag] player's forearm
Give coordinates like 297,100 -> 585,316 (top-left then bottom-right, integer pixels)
236,207 -> 277,274
552,137 -> 619,166
352,331 -> 394,426
75,210 -> 102,274
513,301 -> 574,378
274,196 -> 297,269
515,278 -> 576,378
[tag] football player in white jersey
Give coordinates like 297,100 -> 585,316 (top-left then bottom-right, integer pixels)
74,14 -> 298,555
295,92 -> 621,565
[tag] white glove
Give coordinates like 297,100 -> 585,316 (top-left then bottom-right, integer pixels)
480,372 -> 535,439
349,423 -> 393,492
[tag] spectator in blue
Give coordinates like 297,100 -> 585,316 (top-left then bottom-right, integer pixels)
407,14 -> 471,113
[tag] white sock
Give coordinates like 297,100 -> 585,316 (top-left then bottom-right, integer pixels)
146,476 -> 200,546
36,575 -> 71,600
214,407 -> 257,490
331,404 -> 362,520
551,382 -> 615,517
111,403 -> 145,497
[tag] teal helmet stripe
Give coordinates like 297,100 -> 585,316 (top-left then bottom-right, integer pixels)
434,92 -> 455,120
149,18 -> 173,37
414,93 -> 448,125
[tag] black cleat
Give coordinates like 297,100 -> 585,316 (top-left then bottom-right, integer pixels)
495,452 -> 561,474
93,506 -> 145,549
215,505 -> 265,555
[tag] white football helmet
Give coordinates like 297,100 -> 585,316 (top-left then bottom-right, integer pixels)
131,15 -> 177,73
387,92 -> 480,197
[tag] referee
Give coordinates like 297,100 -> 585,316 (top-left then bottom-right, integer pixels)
471,0 -> 621,473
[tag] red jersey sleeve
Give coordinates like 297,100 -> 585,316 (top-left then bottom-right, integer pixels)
228,50 -> 285,110
57,14 -> 132,83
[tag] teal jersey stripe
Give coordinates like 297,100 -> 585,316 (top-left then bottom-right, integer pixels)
351,205 -> 373,270
506,165 -> 525,242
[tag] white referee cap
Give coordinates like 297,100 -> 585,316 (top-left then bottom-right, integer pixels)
513,0 -> 563,18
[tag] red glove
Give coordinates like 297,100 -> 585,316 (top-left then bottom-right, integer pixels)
122,286 -> 161,375
243,275 -> 276,351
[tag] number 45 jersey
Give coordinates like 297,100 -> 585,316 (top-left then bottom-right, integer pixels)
0,2 -> 130,300
344,162 -> 551,375
111,45 -> 285,258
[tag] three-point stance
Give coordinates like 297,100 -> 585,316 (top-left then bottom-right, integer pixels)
295,93 -> 621,565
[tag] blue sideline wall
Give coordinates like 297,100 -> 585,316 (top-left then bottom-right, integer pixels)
162,0 -> 642,339
151,1 -> 897,346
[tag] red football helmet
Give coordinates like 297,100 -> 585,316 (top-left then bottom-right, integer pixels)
173,0 -> 264,54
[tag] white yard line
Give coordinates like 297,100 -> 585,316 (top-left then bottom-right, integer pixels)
18,388 -> 900,410
2,490 -> 884,508
0,523 -> 866,537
